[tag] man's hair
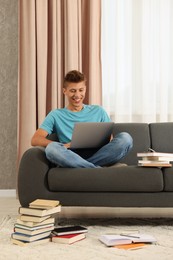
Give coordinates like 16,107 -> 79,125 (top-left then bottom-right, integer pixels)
64,70 -> 86,88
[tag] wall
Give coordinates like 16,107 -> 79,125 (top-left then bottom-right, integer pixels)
0,0 -> 18,189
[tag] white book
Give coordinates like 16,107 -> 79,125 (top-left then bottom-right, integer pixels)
29,199 -> 59,209
14,226 -> 54,235
138,160 -> 170,164
142,156 -> 173,162
11,237 -> 51,247
137,152 -> 173,158
14,223 -> 54,231
99,233 -> 157,247
19,205 -> 61,217
19,215 -> 50,223
11,231 -> 51,242
138,162 -> 172,167
16,217 -> 55,228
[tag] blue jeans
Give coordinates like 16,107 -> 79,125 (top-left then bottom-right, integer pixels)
45,132 -> 133,168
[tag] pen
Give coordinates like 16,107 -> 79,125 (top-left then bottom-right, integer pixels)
120,234 -> 140,238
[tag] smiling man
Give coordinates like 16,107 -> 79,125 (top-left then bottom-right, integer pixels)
31,70 -> 133,168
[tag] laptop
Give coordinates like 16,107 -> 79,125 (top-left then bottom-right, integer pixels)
70,122 -> 114,149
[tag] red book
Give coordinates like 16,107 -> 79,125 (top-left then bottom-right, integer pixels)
52,233 -> 86,244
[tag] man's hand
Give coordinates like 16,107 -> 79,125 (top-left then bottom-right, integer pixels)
63,142 -> 71,149
31,128 -> 52,147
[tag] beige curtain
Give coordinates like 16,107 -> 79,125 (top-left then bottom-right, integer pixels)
18,0 -> 102,162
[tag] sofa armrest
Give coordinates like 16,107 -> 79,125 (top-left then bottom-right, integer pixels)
18,147 -> 50,207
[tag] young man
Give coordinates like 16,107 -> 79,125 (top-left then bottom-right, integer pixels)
31,70 -> 133,168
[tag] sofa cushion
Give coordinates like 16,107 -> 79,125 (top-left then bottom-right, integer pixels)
48,166 -> 163,192
113,123 -> 151,165
162,167 -> 173,191
149,123 -> 173,153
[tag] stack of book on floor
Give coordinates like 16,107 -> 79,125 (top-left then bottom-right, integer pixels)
11,199 -> 61,246
99,231 -> 157,250
137,151 -> 173,167
51,225 -> 88,244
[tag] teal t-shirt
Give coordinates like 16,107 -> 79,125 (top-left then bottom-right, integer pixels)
39,105 -> 111,143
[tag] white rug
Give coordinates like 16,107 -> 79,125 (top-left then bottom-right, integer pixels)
1,215 -> 173,260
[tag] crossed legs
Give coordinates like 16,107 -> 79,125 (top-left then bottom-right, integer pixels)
45,132 -> 133,168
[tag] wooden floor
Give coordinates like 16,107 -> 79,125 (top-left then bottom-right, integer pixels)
1,197 -> 173,218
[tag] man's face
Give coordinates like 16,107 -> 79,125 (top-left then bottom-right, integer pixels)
63,81 -> 86,110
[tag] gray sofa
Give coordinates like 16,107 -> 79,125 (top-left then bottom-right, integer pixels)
18,122 -> 173,208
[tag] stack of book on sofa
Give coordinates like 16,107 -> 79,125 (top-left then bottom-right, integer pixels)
99,231 -> 157,250
11,199 -> 61,246
137,151 -> 173,167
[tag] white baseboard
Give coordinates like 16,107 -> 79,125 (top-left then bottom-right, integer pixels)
60,207 -> 173,218
0,189 -> 16,197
